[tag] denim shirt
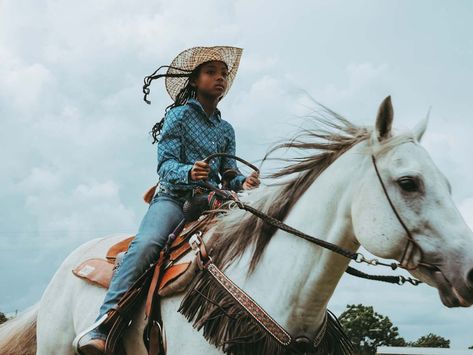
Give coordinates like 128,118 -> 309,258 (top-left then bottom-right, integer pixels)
156,98 -> 246,193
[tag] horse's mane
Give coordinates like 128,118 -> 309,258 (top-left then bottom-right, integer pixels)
209,104 -> 372,272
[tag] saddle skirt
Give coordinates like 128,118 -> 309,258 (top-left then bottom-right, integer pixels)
72,212 -> 217,297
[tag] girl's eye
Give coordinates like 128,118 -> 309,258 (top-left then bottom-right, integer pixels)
397,176 -> 420,192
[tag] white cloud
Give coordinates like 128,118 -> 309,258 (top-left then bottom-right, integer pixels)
314,62 -> 392,107
17,167 -> 61,191
0,55 -> 53,112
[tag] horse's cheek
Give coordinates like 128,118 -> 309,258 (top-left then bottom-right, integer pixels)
351,192 -> 404,259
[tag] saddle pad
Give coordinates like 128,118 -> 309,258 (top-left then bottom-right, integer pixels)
72,258 -> 114,288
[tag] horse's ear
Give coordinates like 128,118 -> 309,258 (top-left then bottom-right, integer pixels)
413,107 -> 431,142
374,96 -> 394,142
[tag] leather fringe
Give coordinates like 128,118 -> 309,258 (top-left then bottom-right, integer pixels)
178,269 -> 354,355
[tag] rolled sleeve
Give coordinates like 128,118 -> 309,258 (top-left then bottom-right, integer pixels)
157,109 -> 194,185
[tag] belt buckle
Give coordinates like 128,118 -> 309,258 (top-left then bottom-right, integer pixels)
158,185 -> 178,198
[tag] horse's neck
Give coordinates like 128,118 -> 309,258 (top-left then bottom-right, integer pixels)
226,142 -> 367,338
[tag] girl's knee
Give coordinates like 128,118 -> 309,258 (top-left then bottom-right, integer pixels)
127,233 -> 167,259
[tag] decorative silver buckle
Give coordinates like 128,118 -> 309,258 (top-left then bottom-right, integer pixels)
189,231 -> 203,253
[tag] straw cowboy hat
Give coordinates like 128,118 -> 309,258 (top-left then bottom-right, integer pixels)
143,46 -> 243,104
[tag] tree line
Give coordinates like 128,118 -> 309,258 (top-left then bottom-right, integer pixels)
339,304 -> 468,354
0,312 -> 7,324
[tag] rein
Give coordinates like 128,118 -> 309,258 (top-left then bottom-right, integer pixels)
201,153 -> 423,286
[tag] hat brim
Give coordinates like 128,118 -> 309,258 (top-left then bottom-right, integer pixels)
165,46 -> 243,101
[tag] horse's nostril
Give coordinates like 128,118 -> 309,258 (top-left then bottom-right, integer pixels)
467,268 -> 473,286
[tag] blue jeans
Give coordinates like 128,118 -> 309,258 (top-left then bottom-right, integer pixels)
91,192 -> 186,339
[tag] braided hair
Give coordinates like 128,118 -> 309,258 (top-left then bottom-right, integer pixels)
143,65 -> 202,144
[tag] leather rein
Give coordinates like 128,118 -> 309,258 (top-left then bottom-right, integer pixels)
201,152 -> 424,286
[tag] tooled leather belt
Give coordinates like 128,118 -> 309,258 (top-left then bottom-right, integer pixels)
156,183 -> 208,199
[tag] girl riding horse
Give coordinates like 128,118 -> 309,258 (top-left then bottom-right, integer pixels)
74,45 -> 260,355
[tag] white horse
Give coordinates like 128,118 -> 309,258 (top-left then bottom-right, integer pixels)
1,96 -> 472,355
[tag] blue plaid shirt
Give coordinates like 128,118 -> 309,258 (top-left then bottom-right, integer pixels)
157,98 -> 246,193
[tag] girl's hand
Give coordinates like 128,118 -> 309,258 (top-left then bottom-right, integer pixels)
243,171 -> 260,190
190,160 -> 210,181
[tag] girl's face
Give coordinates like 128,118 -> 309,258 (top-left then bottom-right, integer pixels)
192,60 -> 229,99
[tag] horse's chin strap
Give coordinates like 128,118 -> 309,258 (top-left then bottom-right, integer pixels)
370,155 -> 423,270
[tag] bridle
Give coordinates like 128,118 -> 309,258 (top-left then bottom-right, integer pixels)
200,152 -> 427,286
371,153 -> 441,276
371,154 -> 423,271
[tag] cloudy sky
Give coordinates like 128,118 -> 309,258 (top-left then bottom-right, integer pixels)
1,0 -> 473,349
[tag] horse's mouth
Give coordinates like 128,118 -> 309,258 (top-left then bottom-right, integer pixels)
418,265 -> 472,308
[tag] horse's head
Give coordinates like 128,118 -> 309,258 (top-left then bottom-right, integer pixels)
352,96 -> 473,308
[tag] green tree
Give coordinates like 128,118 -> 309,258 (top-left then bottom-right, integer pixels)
409,333 -> 450,348
0,312 -> 7,325
339,304 -> 406,355
469,345 -> 473,349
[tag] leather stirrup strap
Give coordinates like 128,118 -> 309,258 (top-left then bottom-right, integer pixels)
145,219 -> 189,355
103,263 -> 156,355
145,253 -> 167,355
145,253 -> 165,317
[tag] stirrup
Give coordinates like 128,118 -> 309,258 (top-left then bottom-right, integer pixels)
72,313 -> 108,354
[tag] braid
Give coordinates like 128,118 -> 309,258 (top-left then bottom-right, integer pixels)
150,83 -> 197,143
144,65 -> 201,144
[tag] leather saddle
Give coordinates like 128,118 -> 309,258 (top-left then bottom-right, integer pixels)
72,184 -> 221,295
72,208 -> 216,297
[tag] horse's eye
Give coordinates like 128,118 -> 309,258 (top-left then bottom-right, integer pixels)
397,176 -> 420,192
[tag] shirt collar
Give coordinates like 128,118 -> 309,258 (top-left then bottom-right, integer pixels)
187,98 -> 221,123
